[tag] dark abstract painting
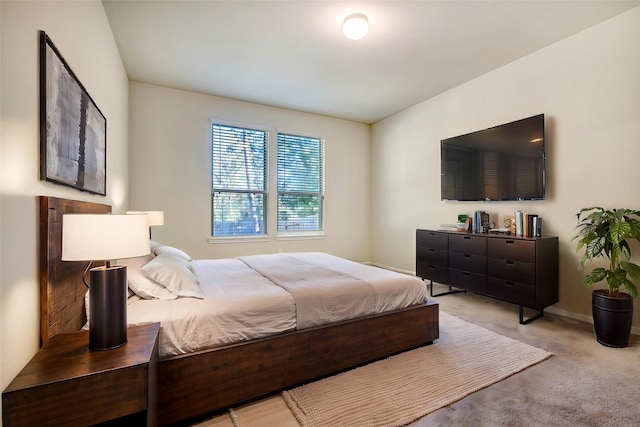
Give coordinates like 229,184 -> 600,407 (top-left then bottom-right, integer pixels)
40,31 -> 106,196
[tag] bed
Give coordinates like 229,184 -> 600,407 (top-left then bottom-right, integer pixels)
39,196 -> 439,426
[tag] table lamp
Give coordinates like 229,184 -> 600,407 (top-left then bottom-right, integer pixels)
126,210 -> 164,238
61,214 -> 150,350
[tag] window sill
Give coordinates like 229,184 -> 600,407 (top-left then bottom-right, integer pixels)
208,235 -> 271,244
208,232 -> 326,244
276,232 -> 326,241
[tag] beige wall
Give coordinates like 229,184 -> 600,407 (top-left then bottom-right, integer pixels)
0,0 -> 129,402
128,82 -> 371,262
371,7 -> 640,330
1,4 -> 639,420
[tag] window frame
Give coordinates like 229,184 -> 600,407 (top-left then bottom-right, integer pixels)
209,121 -> 326,242
276,131 -> 325,236
210,121 -> 269,238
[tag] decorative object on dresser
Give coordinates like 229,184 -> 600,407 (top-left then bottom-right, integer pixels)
572,207 -> 640,348
416,229 -> 558,324
514,210 -> 542,237
39,31 -> 106,195
61,213 -> 150,350
2,323 -> 160,427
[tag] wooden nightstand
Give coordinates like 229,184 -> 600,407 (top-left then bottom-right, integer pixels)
2,323 -> 160,427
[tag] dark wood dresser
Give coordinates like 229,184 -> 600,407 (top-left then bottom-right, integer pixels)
416,229 -> 558,324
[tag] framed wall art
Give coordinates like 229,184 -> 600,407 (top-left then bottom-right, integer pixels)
40,31 -> 106,196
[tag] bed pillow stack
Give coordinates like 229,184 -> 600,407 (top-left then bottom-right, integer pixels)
120,242 -> 203,300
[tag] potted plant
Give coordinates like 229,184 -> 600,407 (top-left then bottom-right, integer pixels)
573,207 -> 640,347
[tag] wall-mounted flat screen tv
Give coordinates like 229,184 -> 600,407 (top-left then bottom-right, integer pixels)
441,114 -> 545,201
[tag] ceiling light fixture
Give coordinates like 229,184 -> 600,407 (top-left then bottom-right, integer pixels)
343,13 -> 369,40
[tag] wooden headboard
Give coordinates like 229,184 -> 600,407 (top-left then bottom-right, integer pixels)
39,196 -> 111,346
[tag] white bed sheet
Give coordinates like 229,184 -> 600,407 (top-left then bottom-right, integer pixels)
127,252 -> 427,358
127,258 -> 296,357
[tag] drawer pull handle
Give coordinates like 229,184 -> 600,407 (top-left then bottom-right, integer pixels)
463,272 -> 470,276
506,240 -> 515,244
463,254 -> 471,258
428,248 -> 435,252
505,281 -> 515,286
506,260 -> 515,265
464,236 -> 471,240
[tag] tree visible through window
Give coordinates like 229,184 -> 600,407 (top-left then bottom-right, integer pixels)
277,133 -> 324,232
211,124 -> 267,236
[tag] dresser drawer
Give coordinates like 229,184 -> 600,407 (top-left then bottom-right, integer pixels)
449,252 -> 486,275
487,258 -> 535,285
416,262 -> 448,284
449,269 -> 486,293
449,234 -> 486,255
487,238 -> 535,262
416,230 -> 448,250
416,246 -> 448,267
487,277 -> 535,306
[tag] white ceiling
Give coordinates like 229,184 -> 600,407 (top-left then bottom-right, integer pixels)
103,1 -> 639,124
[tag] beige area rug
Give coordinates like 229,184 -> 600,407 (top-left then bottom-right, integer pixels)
281,311 -> 552,427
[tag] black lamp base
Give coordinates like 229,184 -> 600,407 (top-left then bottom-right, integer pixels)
89,265 -> 128,350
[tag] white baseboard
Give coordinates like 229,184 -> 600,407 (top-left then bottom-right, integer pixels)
546,305 -> 640,336
364,262 -> 414,276
365,262 -> 640,337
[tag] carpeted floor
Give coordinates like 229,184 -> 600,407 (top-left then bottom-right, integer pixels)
194,287 -> 640,427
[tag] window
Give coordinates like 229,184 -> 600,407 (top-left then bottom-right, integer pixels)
277,133 -> 324,232
211,124 -> 267,236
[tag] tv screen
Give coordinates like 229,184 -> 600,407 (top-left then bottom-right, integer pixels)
440,114 -> 545,201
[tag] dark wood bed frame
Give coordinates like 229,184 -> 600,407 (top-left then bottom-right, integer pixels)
40,196 -> 440,426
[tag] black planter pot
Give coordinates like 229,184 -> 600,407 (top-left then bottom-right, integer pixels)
592,289 -> 633,348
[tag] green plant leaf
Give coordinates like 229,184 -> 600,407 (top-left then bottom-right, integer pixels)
584,268 -> 607,285
624,281 -> 638,297
609,221 -> 631,246
606,269 -> 627,294
585,236 -> 606,259
573,207 -> 640,298
628,217 -> 640,240
619,239 -> 631,260
621,261 -> 640,297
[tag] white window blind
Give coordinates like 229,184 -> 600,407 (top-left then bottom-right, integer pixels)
211,124 -> 267,236
277,133 -> 324,232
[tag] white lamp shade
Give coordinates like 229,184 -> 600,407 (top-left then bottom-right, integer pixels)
343,13 -> 369,40
127,210 -> 165,226
62,214 -> 151,261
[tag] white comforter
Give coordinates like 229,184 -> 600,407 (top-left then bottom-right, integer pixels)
127,252 -> 426,357
240,253 -> 426,328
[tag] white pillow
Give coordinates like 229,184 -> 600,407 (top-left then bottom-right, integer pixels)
116,253 -> 178,300
128,270 -> 178,300
140,253 -> 203,299
117,253 -> 154,272
150,240 -> 162,253
154,245 -> 193,261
